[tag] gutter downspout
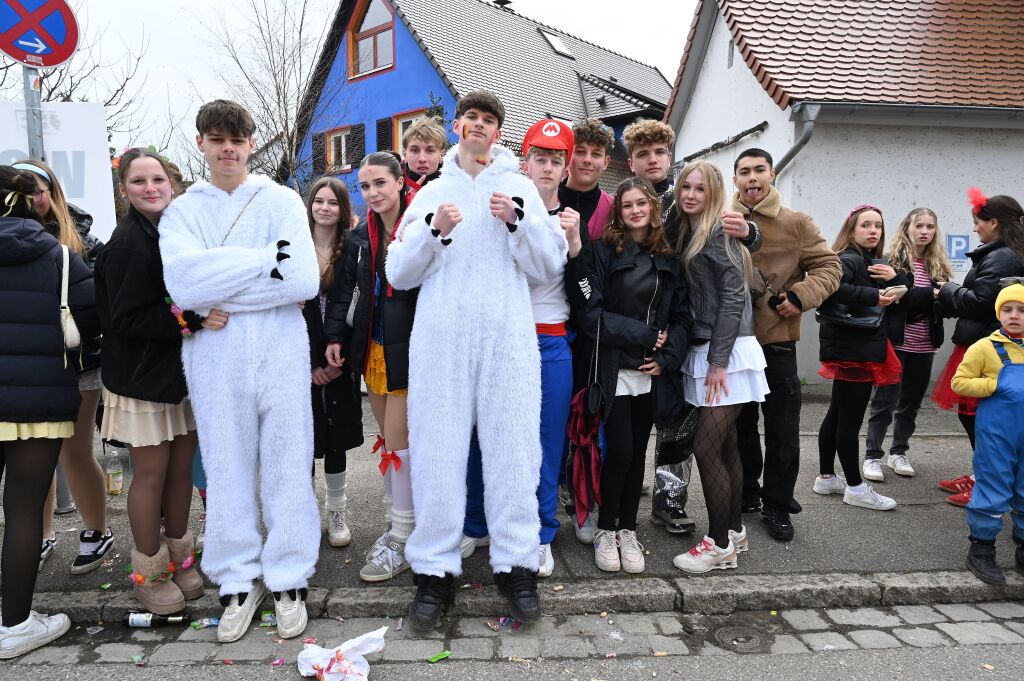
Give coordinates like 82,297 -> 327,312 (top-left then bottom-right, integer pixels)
775,103 -> 820,176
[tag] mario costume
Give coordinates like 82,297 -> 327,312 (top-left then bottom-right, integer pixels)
464,120 -> 575,560
952,283 -> 1024,580
386,126 -> 566,582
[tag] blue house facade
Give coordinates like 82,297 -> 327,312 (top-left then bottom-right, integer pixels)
292,0 -> 671,213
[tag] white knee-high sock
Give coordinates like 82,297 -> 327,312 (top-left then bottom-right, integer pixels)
388,449 -> 415,542
383,468 -> 393,529
325,471 -> 346,512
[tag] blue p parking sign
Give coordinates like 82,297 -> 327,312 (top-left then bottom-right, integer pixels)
948,234 -> 970,260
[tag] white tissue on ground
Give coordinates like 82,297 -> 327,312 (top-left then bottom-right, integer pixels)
297,626 -> 389,680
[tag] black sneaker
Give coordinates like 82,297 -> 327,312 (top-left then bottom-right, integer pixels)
741,498 -> 761,513
407,573 -> 454,632
39,535 -> 57,571
650,507 -> 696,534
967,540 -> 1005,585
71,529 -> 115,575
761,506 -> 794,542
494,567 -> 541,623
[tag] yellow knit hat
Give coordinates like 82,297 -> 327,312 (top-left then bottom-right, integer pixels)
995,283 -> 1024,315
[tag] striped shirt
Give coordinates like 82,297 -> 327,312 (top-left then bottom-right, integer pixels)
897,258 -> 935,353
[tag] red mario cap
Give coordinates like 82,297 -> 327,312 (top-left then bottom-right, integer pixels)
522,119 -> 574,165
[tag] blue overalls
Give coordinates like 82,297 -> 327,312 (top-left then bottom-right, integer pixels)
967,338 -> 1024,542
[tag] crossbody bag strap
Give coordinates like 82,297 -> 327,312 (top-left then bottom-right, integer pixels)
206,189 -> 263,249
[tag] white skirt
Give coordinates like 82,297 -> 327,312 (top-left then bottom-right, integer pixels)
682,335 -> 769,407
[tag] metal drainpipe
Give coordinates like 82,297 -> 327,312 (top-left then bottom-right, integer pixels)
775,103 -> 821,176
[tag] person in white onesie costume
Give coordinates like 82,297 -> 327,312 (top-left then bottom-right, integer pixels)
157,100 -> 320,644
386,92 -> 566,631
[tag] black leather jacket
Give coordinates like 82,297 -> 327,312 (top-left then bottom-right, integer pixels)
685,226 -> 756,367
938,239 -> 1024,346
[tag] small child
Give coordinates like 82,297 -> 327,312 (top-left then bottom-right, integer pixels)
953,282 -> 1024,584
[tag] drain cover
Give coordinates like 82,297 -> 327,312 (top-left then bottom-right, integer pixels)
713,625 -> 764,652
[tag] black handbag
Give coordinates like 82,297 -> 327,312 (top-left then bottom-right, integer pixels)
814,300 -> 884,330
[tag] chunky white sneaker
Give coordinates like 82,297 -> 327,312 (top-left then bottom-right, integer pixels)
862,458 -> 885,482
593,529 -> 620,572
537,544 -> 554,578
617,530 -> 645,574
327,511 -> 352,547
273,588 -> 308,639
813,474 -> 847,495
575,512 -> 598,545
673,536 -> 737,574
359,539 -> 410,582
217,581 -> 267,643
728,525 -> 748,553
844,484 -> 897,511
0,611 -> 70,660
887,454 -> 916,477
365,529 -> 389,562
459,534 -> 490,559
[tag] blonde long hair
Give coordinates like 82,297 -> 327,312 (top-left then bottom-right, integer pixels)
14,159 -> 84,254
677,160 -> 752,286
887,207 -> 953,281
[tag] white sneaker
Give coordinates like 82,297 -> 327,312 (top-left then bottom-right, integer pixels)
844,484 -> 897,511
616,530 -> 645,574
672,536 -> 737,574
359,539 -> 410,582
537,544 -> 554,578
887,454 -> 916,477
365,529 -> 389,562
593,529 -> 620,572
459,534 -> 490,559
575,512 -> 598,544
862,458 -> 885,482
39,534 -> 56,571
327,510 -> 352,547
813,474 -> 847,495
728,525 -> 748,553
217,581 -> 267,643
0,611 -> 70,660
273,588 -> 308,639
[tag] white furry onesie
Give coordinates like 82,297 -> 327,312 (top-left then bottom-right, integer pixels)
387,145 -> 566,576
159,174 -> 321,595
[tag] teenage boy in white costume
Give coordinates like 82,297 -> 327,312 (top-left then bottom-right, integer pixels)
159,100 -> 320,643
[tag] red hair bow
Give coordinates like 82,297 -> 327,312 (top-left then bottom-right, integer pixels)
967,186 -> 988,215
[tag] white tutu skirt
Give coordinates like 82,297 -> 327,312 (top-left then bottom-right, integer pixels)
682,335 -> 770,407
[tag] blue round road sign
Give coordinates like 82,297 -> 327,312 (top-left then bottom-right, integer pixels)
0,0 -> 79,69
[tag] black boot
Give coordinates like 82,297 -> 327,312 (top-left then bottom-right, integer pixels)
1014,536 -> 1024,575
494,567 -> 541,623
407,573 -> 454,632
967,538 -> 1005,585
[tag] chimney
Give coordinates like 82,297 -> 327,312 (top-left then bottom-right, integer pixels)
494,0 -> 512,8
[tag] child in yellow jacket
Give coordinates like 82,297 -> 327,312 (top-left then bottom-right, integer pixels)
952,282 -> 1024,584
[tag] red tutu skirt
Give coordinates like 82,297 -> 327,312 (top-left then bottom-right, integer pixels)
931,344 -> 980,415
819,340 -> 903,385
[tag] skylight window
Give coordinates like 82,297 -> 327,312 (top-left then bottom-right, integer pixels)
540,30 -> 574,59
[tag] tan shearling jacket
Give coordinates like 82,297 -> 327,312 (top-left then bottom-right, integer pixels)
731,186 -> 841,344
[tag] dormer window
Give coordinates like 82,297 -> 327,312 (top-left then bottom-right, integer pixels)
350,0 -> 395,78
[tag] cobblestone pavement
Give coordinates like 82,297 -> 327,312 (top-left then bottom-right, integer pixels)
13,600 -> 1024,673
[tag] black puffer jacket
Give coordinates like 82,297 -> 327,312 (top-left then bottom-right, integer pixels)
938,239 -> 1024,346
0,216 -> 98,422
583,238 -> 691,421
43,203 -> 104,374
95,207 -> 202,404
324,209 -> 418,391
887,261 -> 945,350
818,246 -> 910,363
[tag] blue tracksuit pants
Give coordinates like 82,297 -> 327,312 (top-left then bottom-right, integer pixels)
465,333 -> 572,545
967,341 -> 1024,542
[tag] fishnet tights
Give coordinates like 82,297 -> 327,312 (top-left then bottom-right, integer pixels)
692,405 -> 744,547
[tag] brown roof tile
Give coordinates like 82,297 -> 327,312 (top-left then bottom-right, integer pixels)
667,0 -> 1024,116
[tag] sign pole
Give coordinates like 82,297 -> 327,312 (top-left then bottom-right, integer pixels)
22,64 -> 45,161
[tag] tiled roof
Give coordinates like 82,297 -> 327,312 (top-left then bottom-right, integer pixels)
669,0 -> 1024,114
394,0 -> 671,146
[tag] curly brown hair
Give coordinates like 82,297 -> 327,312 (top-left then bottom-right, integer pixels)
622,118 -> 675,156
602,177 -> 671,255
572,118 -> 615,154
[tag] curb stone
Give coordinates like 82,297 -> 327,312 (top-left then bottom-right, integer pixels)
37,569 -> 1024,623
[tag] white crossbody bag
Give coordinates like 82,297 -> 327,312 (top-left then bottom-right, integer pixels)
59,245 -> 81,350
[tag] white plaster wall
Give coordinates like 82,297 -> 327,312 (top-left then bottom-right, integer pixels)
787,123 -> 1024,381
673,10 -> 794,197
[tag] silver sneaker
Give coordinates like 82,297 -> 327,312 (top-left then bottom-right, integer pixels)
217,581 -> 267,643
887,454 -> 916,477
359,539 -> 410,582
575,512 -> 598,544
862,458 -> 885,482
843,484 -> 897,511
327,511 -> 352,547
813,475 -> 847,495
728,525 -> 749,553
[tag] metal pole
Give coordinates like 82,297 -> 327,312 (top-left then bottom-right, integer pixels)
22,64 -> 45,161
